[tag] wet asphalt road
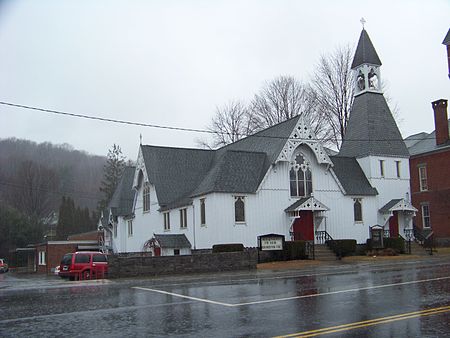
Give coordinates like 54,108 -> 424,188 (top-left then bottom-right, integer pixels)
1,256 -> 450,337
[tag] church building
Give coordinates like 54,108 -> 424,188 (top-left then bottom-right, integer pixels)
102,28 -> 416,255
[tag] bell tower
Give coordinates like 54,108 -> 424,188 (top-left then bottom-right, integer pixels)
352,19 -> 383,96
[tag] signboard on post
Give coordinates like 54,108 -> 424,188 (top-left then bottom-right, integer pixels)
258,234 -> 285,251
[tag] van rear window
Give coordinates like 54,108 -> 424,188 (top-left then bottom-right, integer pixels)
74,254 -> 90,263
93,254 -> 107,263
61,254 -> 72,265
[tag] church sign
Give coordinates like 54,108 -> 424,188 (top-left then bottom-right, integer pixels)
258,234 -> 285,251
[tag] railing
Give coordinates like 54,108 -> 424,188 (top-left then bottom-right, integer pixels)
413,225 -> 434,255
315,231 -> 340,259
305,241 -> 315,260
403,228 -> 414,255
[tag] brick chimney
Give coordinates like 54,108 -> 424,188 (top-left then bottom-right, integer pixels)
432,99 -> 449,146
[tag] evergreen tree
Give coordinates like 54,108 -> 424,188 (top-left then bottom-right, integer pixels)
98,144 -> 126,212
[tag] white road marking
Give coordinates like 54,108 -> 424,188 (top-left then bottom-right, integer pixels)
133,275 -> 450,307
133,286 -> 234,307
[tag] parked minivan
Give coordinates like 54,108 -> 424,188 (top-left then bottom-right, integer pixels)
59,251 -> 108,280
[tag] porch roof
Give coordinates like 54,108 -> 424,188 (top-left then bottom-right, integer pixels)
284,196 -> 329,212
379,199 -> 417,214
154,234 -> 192,249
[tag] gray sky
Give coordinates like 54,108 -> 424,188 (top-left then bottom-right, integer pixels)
0,0 -> 449,160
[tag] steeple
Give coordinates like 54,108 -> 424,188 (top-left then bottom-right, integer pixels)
352,28 -> 382,96
338,27 -> 409,159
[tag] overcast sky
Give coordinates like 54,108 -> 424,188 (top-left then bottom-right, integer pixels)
0,0 -> 449,160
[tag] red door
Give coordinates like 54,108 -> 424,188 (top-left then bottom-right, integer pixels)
292,211 -> 314,241
154,247 -> 161,256
389,211 -> 399,238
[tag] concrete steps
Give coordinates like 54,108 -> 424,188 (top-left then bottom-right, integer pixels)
409,241 -> 432,256
313,244 -> 337,261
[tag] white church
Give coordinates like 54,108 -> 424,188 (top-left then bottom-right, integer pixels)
100,28 -> 417,255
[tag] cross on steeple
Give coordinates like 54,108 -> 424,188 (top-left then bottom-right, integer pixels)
360,17 -> 366,29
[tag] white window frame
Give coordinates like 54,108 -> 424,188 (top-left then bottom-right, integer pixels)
127,220 -> 133,237
180,208 -> 187,229
234,196 -> 246,223
421,203 -> 431,228
419,166 -> 428,191
38,251 -> 46,265
353,198 -> 363,223
143,183 -> 151,213
164,212 -> 170,231
200,198 -> 206,226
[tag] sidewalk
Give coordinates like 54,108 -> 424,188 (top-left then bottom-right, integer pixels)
257,247 -> 450,271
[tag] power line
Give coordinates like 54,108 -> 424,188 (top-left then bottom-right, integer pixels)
0,100 -> 436,142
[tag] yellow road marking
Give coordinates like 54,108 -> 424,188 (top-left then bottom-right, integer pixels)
275,305 -> 450,337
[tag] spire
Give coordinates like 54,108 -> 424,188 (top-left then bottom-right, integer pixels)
351,29 -> 382,69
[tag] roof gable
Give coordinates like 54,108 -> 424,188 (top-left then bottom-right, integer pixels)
108,166 -> 136,216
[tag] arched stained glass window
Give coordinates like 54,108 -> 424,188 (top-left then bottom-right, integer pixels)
290,154 -> 312,198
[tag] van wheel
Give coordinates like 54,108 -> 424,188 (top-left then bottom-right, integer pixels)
83,270 -> 91,280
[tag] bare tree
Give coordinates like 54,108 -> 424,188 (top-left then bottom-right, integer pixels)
310,45 -> 355,149
198,100 -> 256,149
8,160 -> 59,220
250,76 -> 310,129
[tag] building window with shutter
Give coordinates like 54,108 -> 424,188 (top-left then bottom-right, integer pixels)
163,212 -> 170,231
234,196 -> 245,223
180,208 -> 187,229
143,183 -> 151,213
354,199 -> 363,223
200,198 -> 206,226
421,203 -> 431,228
419,166 -> 428,191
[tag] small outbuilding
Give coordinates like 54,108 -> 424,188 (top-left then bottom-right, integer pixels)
144,234 -> 192,256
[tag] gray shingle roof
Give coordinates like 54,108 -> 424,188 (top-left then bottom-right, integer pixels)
338,92 -> 409,158
379,199 -> 402,214
406,120 -> 450,156
141,116 -> 301,210
351,29 -> 382,69
154,234 -> 191,249
108,166 -> 136,217
191,150 -> 267,197
443,28 -> 450,45
330,156 -> 378,196
141,146 -> 214,210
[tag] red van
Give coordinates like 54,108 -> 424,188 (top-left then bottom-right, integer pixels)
59,251 -> 108,280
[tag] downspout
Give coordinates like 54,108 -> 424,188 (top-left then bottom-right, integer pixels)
192,204 -> 196,250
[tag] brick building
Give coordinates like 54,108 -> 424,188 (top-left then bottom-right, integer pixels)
405,99 -> 450,245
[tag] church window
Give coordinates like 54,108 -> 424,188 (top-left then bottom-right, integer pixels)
143,183 -> 150,213
395,161 -> 401,178
354,199 -> 363,222
290,154 -> 312,198
200,198 -> 206,226
379,160 -> 385,177
163,212 -> 170,231
234,196 -> 245,223
180,208 -> 187,229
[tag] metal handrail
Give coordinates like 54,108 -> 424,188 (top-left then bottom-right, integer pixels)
315,231 -> 340,259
